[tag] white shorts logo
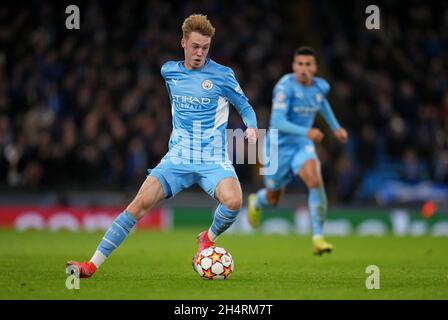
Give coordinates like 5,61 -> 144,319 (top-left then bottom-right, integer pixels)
202,80 -> 213,90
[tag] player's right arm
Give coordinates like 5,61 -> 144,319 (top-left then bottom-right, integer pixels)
270,81 -> 323,143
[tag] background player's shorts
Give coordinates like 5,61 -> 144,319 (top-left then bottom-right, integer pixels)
148,155 -> 238,199
263,139 -> 318,191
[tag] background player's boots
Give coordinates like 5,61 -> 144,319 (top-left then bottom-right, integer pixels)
192,231 -> 215,270
66,260 -> 97,278
312,236 -> 334,255
247,193 -> 262,228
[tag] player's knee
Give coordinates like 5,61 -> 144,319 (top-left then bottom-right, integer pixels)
129,177 -> 164,219
222,196 -> 242,211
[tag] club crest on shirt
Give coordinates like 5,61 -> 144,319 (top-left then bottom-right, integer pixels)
202,80 -> 213,90
315,93 -> 323,103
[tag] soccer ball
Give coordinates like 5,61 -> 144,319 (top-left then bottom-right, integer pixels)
194,246 -> 234,280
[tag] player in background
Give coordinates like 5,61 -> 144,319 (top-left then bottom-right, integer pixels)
66,14 -> 258,278
248,46 -> 348,255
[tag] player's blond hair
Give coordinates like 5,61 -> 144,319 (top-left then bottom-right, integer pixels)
182,14 -> 215,38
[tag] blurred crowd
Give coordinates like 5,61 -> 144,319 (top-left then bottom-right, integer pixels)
0,0 -> 447,203
314,0 -> 448,201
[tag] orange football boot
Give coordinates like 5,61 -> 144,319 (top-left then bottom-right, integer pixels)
66,260 -> 97,278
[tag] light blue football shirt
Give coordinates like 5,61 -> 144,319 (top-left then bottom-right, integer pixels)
269,73 -> 341,147
161,58 -> 257,163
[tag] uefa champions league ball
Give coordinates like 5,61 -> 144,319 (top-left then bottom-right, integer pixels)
194,246 -> 234,280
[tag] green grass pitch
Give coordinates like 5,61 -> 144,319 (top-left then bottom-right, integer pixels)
1,229 -> 447,299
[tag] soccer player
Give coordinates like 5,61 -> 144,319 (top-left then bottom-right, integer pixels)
247,46 -> 348,255
66,14 -> 258,278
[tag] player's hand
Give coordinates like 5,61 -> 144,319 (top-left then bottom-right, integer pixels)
307,128 -> 324,143
245,127 -> 258,144
334,128 -> 348,143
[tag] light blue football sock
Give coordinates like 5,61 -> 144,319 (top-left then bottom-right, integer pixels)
97,211 -> 137,257
308,187 -> 327,236
210,204 -> 240,238
254,188 -> 271,209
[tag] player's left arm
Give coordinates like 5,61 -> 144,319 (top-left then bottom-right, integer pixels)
223,69 -> 258,144
317,79 -> 348,144
319,99 -> 348,143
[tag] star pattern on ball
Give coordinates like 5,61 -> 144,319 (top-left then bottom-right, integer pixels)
222,266 -> 232,278
194,247 -> 233,280
211,252 -> 222,263
202,268 -> 215,279
195,254 -> 203,265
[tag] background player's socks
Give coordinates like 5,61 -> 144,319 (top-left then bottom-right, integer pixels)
254,188 -> 270,209
308,187 -> 327,236
209,204 -> 240,240
94,211 -> 137,263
